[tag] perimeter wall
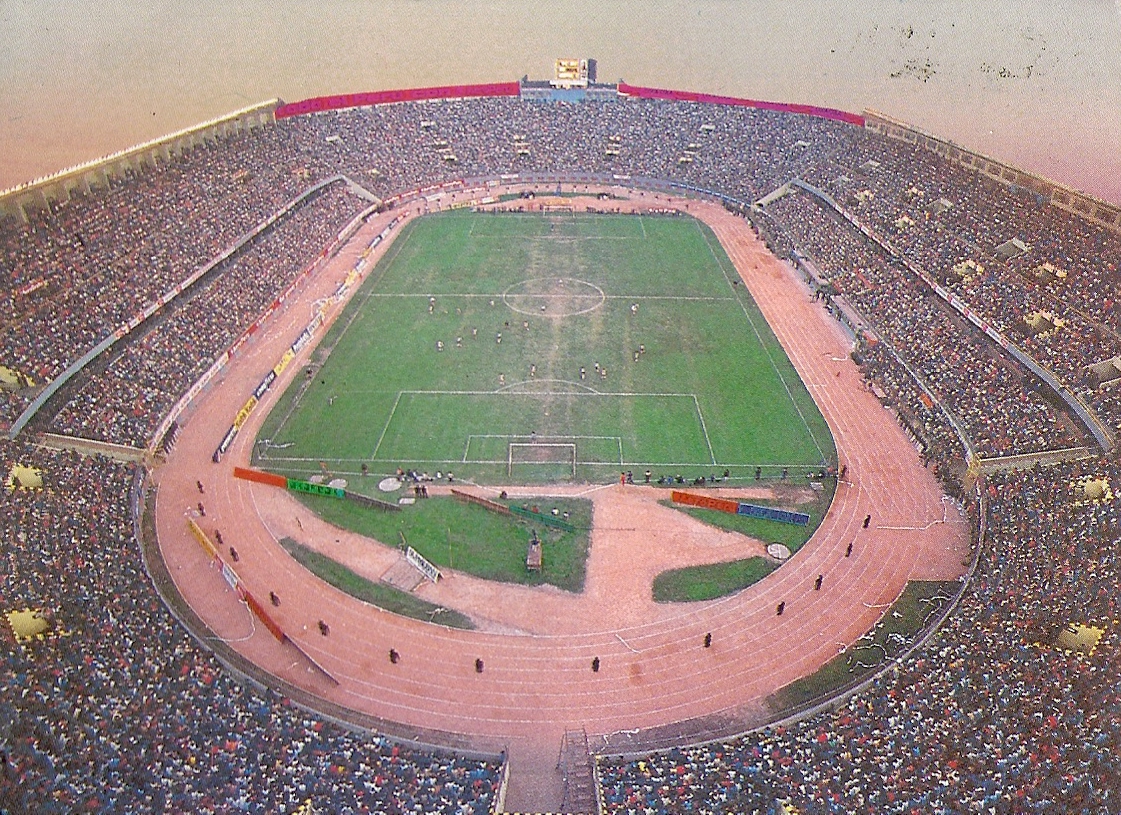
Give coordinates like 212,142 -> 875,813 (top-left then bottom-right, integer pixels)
273,82 -> 522,119
615,82 -> 866,127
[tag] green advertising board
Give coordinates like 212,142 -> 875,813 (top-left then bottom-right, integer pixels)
287,478 -> 345,499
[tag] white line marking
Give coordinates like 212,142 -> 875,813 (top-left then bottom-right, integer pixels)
370,391 -> 403,459
692,394 -> 717,465
696,219 -> 828,463
359,293 -> 735,302
615,633 -> 640,653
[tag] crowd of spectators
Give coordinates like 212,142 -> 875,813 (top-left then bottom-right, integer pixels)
0,129 -> 323,429
272,97 -> 858,207
762,190 -> 1077,459
799,134 -> 1121,429
47,182 -> 365,447
0,440 -> 501,813
1,89 -> 1120,811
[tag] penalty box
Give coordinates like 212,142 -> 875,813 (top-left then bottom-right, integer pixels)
370,391 -> 717,467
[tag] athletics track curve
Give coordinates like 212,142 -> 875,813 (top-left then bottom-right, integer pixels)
151,189 -> 971,807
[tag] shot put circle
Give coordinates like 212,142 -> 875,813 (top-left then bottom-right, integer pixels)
502,277 -> 606,317
377,477 -> 402,493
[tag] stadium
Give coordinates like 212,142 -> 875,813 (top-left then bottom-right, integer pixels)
1,65 -> 1119,815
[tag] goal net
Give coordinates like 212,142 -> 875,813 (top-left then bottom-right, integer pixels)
508,442 -> 577,480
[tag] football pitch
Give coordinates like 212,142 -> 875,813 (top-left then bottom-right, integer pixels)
254,211 -> 835,485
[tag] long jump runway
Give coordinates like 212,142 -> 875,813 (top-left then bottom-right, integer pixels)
152,193 -> 970,809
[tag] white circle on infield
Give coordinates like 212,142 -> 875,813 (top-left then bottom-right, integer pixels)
767,543 -> 792,561
502,277 -> 606,317
378,477 -> 403,493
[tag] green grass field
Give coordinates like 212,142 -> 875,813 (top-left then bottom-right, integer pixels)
292,493 -> 592,593
278,536 -> 476,629
652,557 -> 779,603
255,211 -> 834,485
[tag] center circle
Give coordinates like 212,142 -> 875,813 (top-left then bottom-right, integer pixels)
502,277 -> 606,317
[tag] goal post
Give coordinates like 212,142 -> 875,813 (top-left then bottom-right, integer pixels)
508,441 -> 577,479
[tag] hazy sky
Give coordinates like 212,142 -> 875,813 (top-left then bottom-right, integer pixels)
2,1 -> 1120,202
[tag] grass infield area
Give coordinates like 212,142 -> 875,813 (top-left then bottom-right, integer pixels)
653,557 -> 779,603
651,489 -> 833,602
278,536 -> 475,629
767,580 -> 961,712
255,211 -> 835,486
293,493 -> 592,593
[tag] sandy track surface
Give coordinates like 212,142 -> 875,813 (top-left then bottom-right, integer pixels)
152,191 -> 970,808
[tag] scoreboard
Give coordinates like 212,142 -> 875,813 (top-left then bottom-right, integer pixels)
550,58 -> 595,89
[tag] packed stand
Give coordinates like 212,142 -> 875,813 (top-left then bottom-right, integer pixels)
0,128 -> 342,427
47,182 -> 366,448
803,134 -> 1121,428
0,440 -> 501,813
764,190 -> 1077,457
274,97 -> 861,207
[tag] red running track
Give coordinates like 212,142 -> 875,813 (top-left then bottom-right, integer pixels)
152,192 -> 971,808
